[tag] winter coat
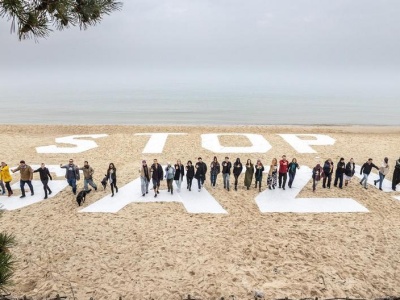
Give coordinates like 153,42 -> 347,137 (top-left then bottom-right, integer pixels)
255,165 -> 264,180
0,165 -> 12,182
195,162 -> 207,179
233,162 -> 243,176
210,162 -> 220,175
14,164 -> 33,181
174,164 -> 185,180
165,166 -> 175,180
186,165 -> 195,179
151,164 -> 163,180
244,163 -> 254,186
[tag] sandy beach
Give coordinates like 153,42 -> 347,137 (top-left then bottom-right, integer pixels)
0,124 -> 399,300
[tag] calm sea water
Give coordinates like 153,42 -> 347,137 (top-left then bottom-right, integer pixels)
1,85 -> 398,125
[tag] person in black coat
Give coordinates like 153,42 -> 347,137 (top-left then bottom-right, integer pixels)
344,158 -> 355,186
186,160 -> 195,191
33,163 -> 52,199
106,163 -> 118,197
359,158 -> 379,189
392,157 -> 400,191
221,157 -> 232,191
233,158 -> 243,191
334,157 -> 346,188
195,157 -> 207,192
150,159 -> 163,197
174,159 -> 185,192
322,159 -> 334,189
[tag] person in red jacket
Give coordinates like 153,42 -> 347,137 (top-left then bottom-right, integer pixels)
278,155 -> 289,190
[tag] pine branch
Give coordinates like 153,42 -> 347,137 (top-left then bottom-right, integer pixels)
0,0 -> 123,40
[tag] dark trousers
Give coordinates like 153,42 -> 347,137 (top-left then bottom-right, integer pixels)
288,172 -> 296,188
167,179 -> 173,192
392,169 -> 400,190
210,173 -> 217,186
20,180 -> 34,196
323,173 -> 332,188
41,179 -> 52,197
334,171 -> 344,188
234,174 -> 240,187
5,181 -> 12,194
110,182 -> 118,195
187,177 -> 193,190
278,173 -> 287,188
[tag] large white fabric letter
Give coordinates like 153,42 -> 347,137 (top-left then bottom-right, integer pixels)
278,134 -> 335,153
36,134 -> 108,154
201,134 -> 271,153
135,133 -> 187,153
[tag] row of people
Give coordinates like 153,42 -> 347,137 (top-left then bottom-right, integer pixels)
312,157 -> 400,192
1,156 -> 400,199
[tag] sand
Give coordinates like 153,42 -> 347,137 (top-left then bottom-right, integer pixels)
0,125 -> 399,300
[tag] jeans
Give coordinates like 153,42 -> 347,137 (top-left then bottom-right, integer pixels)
210,173 -> 218,187
278,173 -> 287,188
197,176 -> 204,190
360,173 -> 369,188
174,178 -> 182,190
288,172 -> 295,187
20,180 -> 34,196
84,178 -> 97,191
140,177 -> 149,194
41,179 -> 52,197
223,173 -> 230,190
376,172 -> 385,189
67,178 -> 77,194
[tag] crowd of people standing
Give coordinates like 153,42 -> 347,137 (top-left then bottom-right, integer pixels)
0,156 -> 400,199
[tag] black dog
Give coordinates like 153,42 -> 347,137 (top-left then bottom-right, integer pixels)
101,175 -> 108,190
76,189 -> 91,206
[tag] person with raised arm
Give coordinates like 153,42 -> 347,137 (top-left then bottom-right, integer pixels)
254,159 -> 265,192
174,159 -> 185,192
359,158 -> 379,189
186,160 -> 195,191
244,159 -> 254,190
33,163 -> 52,199
233,158 -> 243,191
374,157 -> 389,191
139,160 -> 150,197
150,159 -> 163,198
60,158 -> 80,195
12,160 -> 34,198
278,155 -> 289,190
287,158 -> 300,188
267,158 -> 278,190
209,156 -> 220,188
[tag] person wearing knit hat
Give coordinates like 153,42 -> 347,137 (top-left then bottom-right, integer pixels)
139,160 -> 150,196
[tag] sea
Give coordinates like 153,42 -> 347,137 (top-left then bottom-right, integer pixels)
1,83 -> 398,126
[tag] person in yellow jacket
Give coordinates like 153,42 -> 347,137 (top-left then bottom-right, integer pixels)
0,162 -> 13,197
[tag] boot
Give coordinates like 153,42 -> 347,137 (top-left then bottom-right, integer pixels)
235,185 -> 237,191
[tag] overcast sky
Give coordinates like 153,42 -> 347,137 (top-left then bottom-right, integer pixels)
1,0 -> 399,95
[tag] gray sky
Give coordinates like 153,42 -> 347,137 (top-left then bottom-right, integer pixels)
1,0 -> 399,95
